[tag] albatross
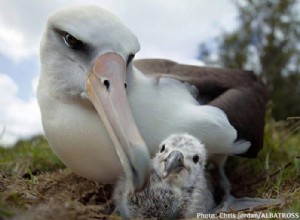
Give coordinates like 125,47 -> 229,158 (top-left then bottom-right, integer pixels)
38,5 -> 275,211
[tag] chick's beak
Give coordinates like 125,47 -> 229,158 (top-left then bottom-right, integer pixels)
162,150 -> 184,179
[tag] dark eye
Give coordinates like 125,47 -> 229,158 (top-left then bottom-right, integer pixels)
160,144 -> 165,153
127,54 -> 135,66
63,32 -> 83,49
192,155 -> 199,164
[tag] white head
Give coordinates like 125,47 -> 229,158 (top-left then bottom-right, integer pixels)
38,5 -> 149,191
152,133 -> 207,188
39,5 -> 140,99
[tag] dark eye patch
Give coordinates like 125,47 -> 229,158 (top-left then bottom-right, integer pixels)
127,54 -> 135,66
63,32 -> 83,49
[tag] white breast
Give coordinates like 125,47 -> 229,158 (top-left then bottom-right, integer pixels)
38,89 -> 123,183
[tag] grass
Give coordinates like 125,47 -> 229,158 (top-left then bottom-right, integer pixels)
0,136 -> 64,178
226,109 -> 300,214
0,111 -> 299,219
0,136 -> 66,218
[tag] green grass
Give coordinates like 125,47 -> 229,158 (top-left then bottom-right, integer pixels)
0,136 -> 65,218
0,135 -> 64,178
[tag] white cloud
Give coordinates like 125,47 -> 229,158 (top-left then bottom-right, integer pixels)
0,26 -> 27,60
31,74 -> 39,95
0,0 -> 238,62
0,74 -> 43,147
116,0 -> 239,62
0,0 -> 63,61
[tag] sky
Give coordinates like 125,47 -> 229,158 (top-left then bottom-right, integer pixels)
0,0 -> 239,146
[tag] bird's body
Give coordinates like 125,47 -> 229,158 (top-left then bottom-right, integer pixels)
38,59 -> 250,183
38,86 -> 122,181
38,5 -> 269,206
114,169 -> 185,219
113,134 -> 215,219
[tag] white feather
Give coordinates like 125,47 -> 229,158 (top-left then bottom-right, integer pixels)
128,68 -> 250,157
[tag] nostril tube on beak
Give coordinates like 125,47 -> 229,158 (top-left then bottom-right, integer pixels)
103,79 -> 110,91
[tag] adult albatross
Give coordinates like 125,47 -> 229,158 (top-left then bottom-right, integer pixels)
38,5 -> 273,211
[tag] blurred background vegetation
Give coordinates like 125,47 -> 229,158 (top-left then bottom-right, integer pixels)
199,0 -> 300,121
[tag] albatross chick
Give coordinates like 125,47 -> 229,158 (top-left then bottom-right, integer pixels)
113,133 -> 215,219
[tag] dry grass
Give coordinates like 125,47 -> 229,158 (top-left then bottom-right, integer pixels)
0,115 -> 299,219
1,170 -> 115,220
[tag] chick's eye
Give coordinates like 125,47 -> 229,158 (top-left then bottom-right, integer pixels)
127,54 -> 135,66
192,155 -> 199,164
160,144 -> 165,153
63,32 -> 82,49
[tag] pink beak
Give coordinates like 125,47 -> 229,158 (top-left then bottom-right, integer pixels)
86,53 -> 150,191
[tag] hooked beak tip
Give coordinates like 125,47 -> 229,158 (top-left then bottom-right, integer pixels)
128,143 -> 151,192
